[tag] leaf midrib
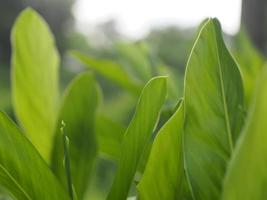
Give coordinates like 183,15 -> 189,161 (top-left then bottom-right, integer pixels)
212,22 -> 234,153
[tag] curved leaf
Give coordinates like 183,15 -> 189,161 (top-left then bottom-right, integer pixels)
222,68 -> 267,200
0,112 -> 69,200
138,103 -> 192,200
183,18 -> 244,200
51,72 -> 99,199
11,8 -> 59,161
107,77 -> 167,200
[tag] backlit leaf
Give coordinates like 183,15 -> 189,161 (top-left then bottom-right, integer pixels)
183,18 -> 244,200
11,8 -> 59,161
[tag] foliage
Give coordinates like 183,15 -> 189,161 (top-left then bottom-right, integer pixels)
0,7 -> 266,200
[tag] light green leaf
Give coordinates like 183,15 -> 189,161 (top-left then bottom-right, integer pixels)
71,51 -> 142,95
0,112 -> 69,200
233,30 -> 265,106
96,114 -> 125,159
11,8 -> 59,161
116,43 -> 152,82
183,18 -> 244,200
138,103 -> 191,200
222,68 -> 267,200
51,72 -> 99,199
107,77 -> 167,200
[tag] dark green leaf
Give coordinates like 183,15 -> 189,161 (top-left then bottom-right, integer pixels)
51,72 -> 99,199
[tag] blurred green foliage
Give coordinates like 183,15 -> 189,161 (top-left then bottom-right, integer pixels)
0,5 -> 266,200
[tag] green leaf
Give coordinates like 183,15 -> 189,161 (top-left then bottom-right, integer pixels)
51,72 -> 99,199
137,103 -> 191,200
61,123 -> 75,200
183,18 -> 244,200
71,51 -> 142,95
11,8 -> 59,161
96,114 -> 125,159
0,112 -> 69,200
222,68 -> 267,200
233,30 -> 265,106
107,77 -> 167,200
116,43 -> 152,82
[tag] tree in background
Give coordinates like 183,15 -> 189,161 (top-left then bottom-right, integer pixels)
242,0 -> 267,53
0,0 -> 75,64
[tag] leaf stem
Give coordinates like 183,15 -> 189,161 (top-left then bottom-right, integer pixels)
61,121 -> 74,200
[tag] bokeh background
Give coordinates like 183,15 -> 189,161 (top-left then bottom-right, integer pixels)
0,0 -> 266,199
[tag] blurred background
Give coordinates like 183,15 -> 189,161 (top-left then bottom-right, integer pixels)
0,0 -> 266,199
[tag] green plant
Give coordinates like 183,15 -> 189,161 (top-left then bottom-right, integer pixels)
0,7 -> 266,200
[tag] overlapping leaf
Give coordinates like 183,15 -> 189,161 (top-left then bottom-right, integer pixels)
0,112 -> 69,200
51,72 -> 99,199
183,18 -> 244,200
222,68 -> 267,200
11,8 -> 59,161
138,103 -> 191,200
107,77 -> 167,200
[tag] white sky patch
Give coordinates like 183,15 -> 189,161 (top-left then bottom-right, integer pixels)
73,0 -> 242,39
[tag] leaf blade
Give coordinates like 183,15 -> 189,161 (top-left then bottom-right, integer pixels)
11,8 -> 59,161
183,18 -> 244,200
0,112 -> 69,200
137,103 -> 192,200
51,72 -> 99,199
107,77 -> 167,200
